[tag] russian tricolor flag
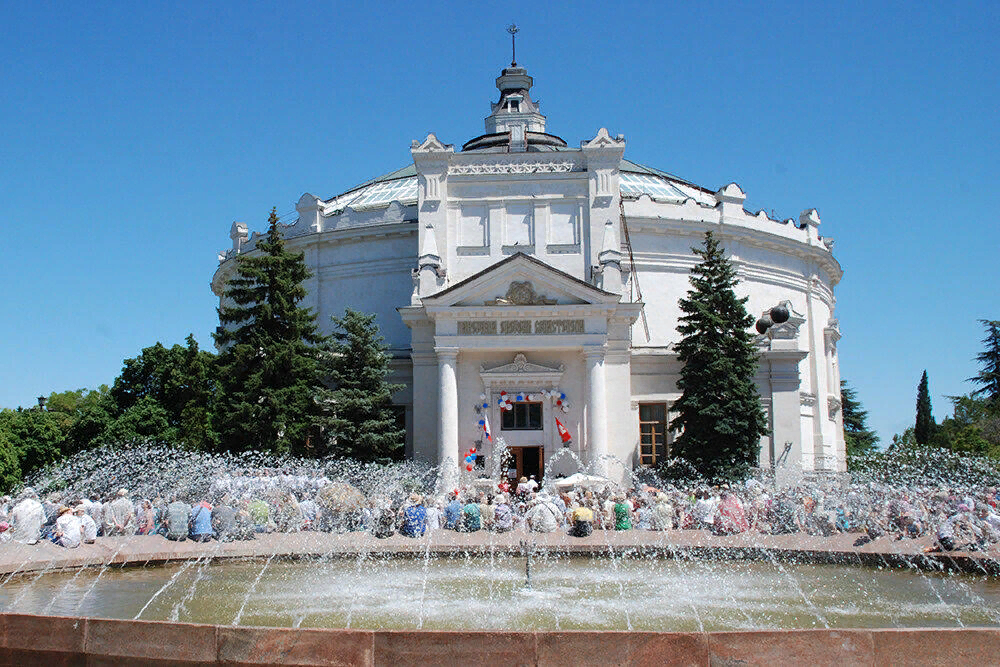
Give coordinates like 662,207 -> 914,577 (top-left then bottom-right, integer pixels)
482,413 -> 492,442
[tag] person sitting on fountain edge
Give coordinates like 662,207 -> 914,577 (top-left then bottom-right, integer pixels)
399,493 -> 427,538
189,499 -> 214,542
443,491 -> 462,530
570,502 -> 594,537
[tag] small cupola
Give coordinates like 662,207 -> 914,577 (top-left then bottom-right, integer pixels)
463,26 -> 566,153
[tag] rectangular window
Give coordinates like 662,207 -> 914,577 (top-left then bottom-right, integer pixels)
639,403 -> 669,466
501,402 -> 543,430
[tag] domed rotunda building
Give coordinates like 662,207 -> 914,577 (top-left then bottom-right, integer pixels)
213,60 -> 845,481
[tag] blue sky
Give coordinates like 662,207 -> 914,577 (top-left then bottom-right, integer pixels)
1,1 -> 997,446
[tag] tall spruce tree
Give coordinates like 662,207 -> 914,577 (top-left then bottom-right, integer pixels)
315,308 -> 405,462
915,369 -> 935,445
840,379 -> 879,458
970,319 -> 1000,408
668,231 -> 769,481
213,208 -> 326,456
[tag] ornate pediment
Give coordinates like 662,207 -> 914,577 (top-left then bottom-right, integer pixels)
479,353 -> 564,390
485,281 -> 557,306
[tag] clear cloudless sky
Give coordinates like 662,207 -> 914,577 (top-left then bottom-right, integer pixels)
1,1 -> 997,446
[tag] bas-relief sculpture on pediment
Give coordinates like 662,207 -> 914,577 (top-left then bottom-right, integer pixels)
485,281 -> 557,306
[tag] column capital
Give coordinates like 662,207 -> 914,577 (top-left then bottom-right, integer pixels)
581,345 -> 607,362
435,346 -> 460,361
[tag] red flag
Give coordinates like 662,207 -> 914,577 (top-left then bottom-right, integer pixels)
555,417 -> 572,444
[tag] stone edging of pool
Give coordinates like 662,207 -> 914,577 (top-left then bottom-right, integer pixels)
2,612 -> 999,666
1,531 -> 997,577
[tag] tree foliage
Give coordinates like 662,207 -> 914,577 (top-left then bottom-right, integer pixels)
213,208 -> 326,456
316,309 -> 405,462
841,379 -> 879,460
109,335 -> 218,449
970,319 -> 1000,407
914,370 -> 935,445
668,232 -> 769,482
0,407 -> 65,481
0,430 -> 21,493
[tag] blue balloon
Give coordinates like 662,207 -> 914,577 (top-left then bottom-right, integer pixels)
516,394 -> 524,401
498,398 -> 503,405
478,419 -> 485,426
465,455 -> 474,463
560,392 -> 566,400
482,402 -> 489,408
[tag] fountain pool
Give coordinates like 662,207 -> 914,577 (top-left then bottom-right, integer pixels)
3,555 -> 998,632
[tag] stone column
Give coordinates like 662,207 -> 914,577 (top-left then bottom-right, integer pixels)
584,347 -> 609,476
436,347 -> 460,490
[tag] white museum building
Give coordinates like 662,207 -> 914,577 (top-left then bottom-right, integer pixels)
212,60 -> 846,481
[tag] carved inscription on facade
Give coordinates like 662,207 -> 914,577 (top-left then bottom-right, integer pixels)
500,320 -> 532,335
458,321 -> 497,335
534,319 -> 585,335
458,319 -> 585,335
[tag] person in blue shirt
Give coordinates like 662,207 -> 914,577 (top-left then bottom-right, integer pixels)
443,492 -> 462,530
189,500 -> 215,542
399,494 -> 427,538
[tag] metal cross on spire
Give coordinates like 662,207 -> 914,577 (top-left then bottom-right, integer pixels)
507,24 -> 519,66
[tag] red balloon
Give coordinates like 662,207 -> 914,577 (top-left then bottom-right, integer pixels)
556,399 -> 562,405
470,447 -> 476,454
466,464 -> 473,471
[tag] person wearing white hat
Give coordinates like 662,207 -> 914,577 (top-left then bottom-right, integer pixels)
54,506 -> 82,548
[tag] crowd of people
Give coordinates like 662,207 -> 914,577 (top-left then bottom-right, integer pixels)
2,473 -> 1000,554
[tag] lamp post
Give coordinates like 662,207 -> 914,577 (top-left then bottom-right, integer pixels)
36,396 -> 47,411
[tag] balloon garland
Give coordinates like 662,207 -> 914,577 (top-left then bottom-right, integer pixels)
468,387 -> 573,472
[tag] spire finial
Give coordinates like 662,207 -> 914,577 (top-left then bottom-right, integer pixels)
507,24 -> 519,66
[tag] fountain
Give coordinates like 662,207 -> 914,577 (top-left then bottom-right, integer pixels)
0,444 -> 998,665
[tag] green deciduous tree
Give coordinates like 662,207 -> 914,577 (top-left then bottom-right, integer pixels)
841,380 -> 879,458
110,335 -> 218,450
213,208 -> 326,456
316,308 -> 405,462
45,386 -> 114,454
0,430 -> 21,493
915,370 -> 935,445
0,407 -> 65,481
668,231 -> 769,482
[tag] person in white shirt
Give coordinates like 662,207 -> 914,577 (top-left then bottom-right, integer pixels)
77,505 -> 97,543
10,488 -> 44,545
54,506 -> 82,548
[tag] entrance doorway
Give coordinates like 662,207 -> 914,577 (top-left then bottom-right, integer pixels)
504,446 -> 544,484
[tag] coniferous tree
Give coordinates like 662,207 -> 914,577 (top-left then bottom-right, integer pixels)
213,208 -> 326,456
840,380 -> 879,458
915,370 -> 935,445
316,308 -> 405,462
970,319 -> 1000,408
668,232 -> 769,481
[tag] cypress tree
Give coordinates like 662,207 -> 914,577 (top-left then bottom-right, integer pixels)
213,208 -> 326,456
840,379 -> 879,458
315,308 -> 405,462
669,231 -> 769,481
969,319 -> 1000,408
914,370 -> 934,445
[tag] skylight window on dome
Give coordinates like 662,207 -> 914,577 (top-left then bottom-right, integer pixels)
619,172 -> 687,201
347,178 -> 418,209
